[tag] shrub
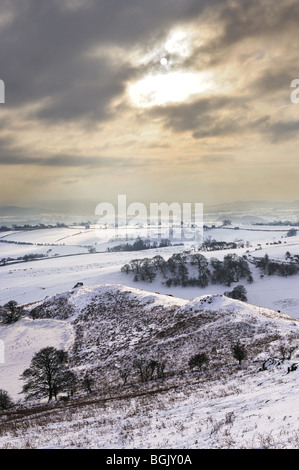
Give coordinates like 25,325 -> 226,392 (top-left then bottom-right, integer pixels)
224,285 -> 247,302
0,389 -> 14,410
231,341 -> 247,365
188,352 -> 209,371
0,300 -> 24,324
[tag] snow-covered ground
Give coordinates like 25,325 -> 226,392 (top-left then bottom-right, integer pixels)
0,284 -> 298,449
0,318 -> 74,400
0,223 -> 299,449
0,362 -> 299,449
1,224 -> 299,318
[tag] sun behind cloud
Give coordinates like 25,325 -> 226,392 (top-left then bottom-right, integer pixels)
127,27 -> 216,108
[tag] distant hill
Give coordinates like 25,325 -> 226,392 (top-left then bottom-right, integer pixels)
0,206 -> 50,217
216,215 -> 266,224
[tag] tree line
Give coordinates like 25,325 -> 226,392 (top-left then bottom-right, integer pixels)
0,341 -> 247,409
1,337 -> 297,410
122,250 -> 299,288
121,252 -> 253,288
253,253 -> 299,277
0,337 -> 277,410
107,237 -> 180,252
0,223 -> 68,232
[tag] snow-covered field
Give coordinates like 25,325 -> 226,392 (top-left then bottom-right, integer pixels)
0,223 -> 299,449
1,224 -> 299,318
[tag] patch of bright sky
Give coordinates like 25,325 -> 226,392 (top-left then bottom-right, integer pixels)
128,26 -> 217,107
128,70 -> 216,107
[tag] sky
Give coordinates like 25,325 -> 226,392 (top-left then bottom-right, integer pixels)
0,0 -> 299,212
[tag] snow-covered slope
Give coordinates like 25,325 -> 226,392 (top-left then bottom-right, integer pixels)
0,318 -> 74,400
19,284 -> 299,388
1,284 -> 299,449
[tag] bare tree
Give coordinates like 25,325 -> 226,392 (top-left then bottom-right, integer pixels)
20,347 -> 73,402
82,372 -> 94,393
119,367 -> 131,386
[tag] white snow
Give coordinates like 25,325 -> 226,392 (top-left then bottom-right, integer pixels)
0,318 -> 74,400
0,223 -> 299,449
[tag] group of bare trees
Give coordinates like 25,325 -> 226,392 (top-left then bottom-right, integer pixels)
122,252 -> 253,288
0,337 -> 296,411
118,341 -> 249,387
118,358 -> 167,386
254,253 -> 299,277
108,237 -> 173,252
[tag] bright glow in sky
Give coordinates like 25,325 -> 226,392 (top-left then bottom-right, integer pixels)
164,28 -> 193,57
127,26 -> 215,108
128,71 -> 215,107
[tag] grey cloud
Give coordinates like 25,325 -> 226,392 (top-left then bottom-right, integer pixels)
175,154 -> 234,165
207,0 -> 299,53
180,1 -> 299,73
1,0 -> 218,123
61,179 -> 80,185
0,153 -> 134,168
148,94 -> 296,142
0,133 -> 148,168
201,154 -> 234,163
1,0 -> 299,143
266,120 -> 299,143
252,71 -> 293,94
148,95 -> 248,136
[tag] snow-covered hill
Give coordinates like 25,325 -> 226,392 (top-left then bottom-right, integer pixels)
0,284 -> 299,449
22,285 -> 299,384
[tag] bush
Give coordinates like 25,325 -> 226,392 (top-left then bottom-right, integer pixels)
188,352 -> 209,371
0,301 -> 24,324
0,389 -> 14,410
224,285 -> 247,302
231,341 -> 247,365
